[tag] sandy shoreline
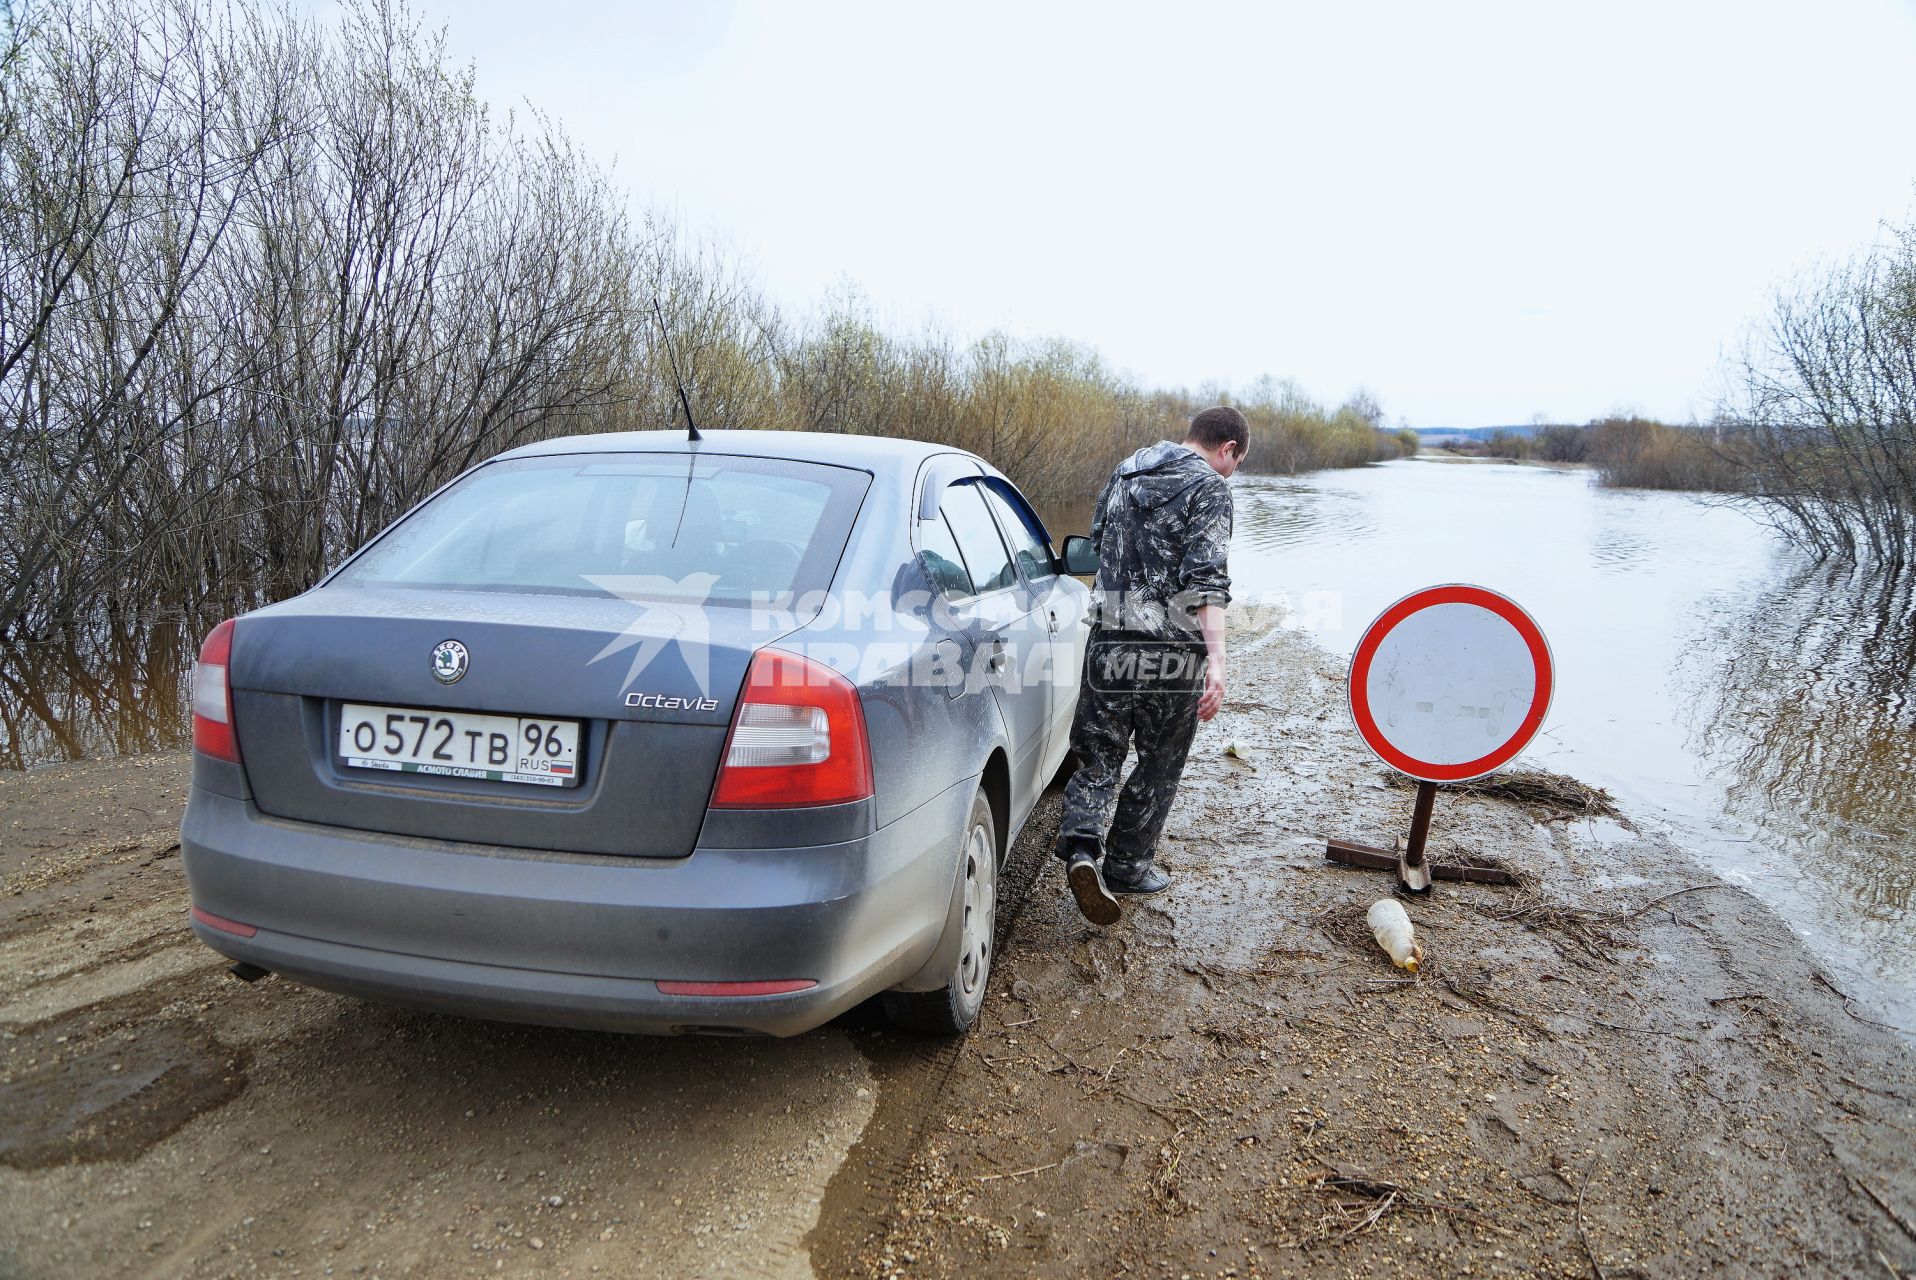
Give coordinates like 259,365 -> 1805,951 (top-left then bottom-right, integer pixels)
0,621 -> 1912,1278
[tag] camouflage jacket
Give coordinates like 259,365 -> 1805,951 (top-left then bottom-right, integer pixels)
1087,441 -> 1233,640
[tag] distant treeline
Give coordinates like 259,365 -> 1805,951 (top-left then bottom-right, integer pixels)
1447,419 -> 1744,492
0,0 -> 1410,643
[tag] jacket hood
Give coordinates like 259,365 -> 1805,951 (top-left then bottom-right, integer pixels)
1114,441 -> 1216,511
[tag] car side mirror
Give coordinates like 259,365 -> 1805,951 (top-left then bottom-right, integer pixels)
1061,534 -> 1098,576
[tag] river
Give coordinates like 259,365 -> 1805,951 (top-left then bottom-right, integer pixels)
1210,456 -> 1914,1035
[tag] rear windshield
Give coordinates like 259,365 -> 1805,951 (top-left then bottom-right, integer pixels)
334,453 -> 870,607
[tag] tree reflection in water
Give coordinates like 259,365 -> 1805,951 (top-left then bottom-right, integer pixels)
1678,563 -> 1915,916
0,620 -> 196,770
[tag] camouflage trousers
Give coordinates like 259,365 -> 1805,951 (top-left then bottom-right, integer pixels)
1057,634 -> 1206,880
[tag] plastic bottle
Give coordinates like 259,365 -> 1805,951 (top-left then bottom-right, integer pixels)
1366,899 -> 1423,973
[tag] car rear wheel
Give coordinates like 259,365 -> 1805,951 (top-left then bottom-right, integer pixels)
883,790 -> 996,1035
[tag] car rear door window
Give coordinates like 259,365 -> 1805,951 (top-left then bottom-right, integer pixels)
940,484 -> 1018,594
978,483 -> 1057,583
919,511 -> 975,596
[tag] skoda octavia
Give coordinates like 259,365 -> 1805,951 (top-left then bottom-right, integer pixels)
182,430 -> 1088,1036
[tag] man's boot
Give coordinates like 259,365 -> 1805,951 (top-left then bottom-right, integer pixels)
1103,856 -> 1170,895
1058,835 -> 1120,926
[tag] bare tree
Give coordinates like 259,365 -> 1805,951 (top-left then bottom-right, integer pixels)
1,0 -> 661,637
1725,221 -> 1916,568
0,0 -> 297,635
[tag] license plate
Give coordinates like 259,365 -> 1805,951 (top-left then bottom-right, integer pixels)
337,704 -> 581,788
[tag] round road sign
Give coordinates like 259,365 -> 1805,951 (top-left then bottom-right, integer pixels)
1348,584 -> 1553,783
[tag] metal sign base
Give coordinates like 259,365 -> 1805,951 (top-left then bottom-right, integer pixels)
1324,779 -> 1519,893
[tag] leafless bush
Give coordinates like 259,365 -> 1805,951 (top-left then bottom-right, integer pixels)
1586,417 -> 1743,492
1722,220 -> 1916,567
1227,377 -> 1413,475
0,0 -> 647,638
1,0 -> 296,632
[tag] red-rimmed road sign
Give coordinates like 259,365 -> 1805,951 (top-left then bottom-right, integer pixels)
1348,583 -> 1554,784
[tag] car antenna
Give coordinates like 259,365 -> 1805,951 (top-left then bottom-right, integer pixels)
650,298 -> 702,442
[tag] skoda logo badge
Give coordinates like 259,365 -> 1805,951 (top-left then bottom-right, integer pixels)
431,639 -> 469,684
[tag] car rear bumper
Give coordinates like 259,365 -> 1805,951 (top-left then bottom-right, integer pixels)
181,780 -> 969,1037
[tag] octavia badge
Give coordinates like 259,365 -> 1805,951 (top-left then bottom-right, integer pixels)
431,639 -> 469,684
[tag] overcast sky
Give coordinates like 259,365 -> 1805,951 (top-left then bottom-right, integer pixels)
356,0 -> 1914,427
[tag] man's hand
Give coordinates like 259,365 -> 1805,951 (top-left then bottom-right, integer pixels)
1198,661 -> 1225,722
1196,602 -> 1226,721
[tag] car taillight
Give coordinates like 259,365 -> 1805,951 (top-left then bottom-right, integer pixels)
710,648 -> 873,809
192,619 -> 240,763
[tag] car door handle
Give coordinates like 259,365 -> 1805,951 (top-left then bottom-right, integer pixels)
1046,609 -> 1058,633
984,637 -> 1009,673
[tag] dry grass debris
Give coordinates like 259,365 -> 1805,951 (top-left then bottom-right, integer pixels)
1388,767 -> 1625,822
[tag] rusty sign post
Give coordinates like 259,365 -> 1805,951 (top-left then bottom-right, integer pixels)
1326,584 -> 1554,893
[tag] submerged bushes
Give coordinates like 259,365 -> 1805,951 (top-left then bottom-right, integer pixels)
743,307 -> 1412,501
0,0 -> 648,635
1229,380 -> 1410,473
1722,219 -> 1916,567
1462,418 -> 1741,492
1586,418 -> 1743,492
0,0 -> 1405,641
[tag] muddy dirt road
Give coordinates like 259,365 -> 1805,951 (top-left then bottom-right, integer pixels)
3,627 -> 1913,1278
0,754 -> 880,1278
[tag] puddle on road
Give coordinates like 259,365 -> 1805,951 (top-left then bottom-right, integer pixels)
0,1010 -> 247,1169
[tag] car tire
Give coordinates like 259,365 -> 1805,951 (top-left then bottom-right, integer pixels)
882,790 -> 997,1035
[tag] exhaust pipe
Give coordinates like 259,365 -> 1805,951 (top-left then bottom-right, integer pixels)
228,962 -> 271,983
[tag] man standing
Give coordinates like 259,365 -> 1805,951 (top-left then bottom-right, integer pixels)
1059,407 -> 1247,925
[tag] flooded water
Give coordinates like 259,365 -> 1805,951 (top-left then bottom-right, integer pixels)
4,457 -> 1911,1031
1217,457 -> 1914,1034
0,621 -> 197,770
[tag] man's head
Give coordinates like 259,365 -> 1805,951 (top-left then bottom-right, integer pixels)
1184,406 -> 1249,477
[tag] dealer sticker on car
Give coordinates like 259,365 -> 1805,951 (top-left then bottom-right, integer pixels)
338,704 -> 581,787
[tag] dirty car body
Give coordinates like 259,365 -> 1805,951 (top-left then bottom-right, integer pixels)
182,430 -> 1088,1036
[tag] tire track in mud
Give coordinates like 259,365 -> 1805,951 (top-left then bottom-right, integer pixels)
4,918 -> 192,989
0,929 -> 206,1027
805,787 -> 1064,1274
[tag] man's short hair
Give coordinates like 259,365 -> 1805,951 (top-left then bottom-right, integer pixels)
1187,406 -> 1250,455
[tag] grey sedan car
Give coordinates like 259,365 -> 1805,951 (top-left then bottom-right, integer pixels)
182,430 -> 1088,1036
